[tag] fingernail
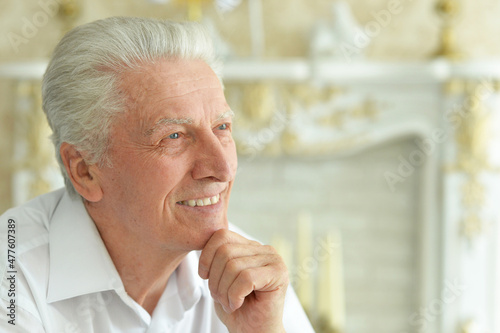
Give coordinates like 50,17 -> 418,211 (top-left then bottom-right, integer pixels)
222,304 -> 231,314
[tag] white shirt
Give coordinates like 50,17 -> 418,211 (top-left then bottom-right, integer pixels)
0,188 -> 314,333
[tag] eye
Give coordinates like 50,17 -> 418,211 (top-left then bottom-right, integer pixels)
217,123 -> 228,130
168,132 -> 180,139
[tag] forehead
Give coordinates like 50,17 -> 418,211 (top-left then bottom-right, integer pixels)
118,59 -> 225,121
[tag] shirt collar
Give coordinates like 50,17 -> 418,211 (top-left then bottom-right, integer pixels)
149,250 -> 206,328
47,190 -> 123,303
176,250 -> 206,311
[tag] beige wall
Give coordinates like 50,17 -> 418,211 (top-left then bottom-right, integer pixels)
1,0 -> 500,212
2,0 -> 500,62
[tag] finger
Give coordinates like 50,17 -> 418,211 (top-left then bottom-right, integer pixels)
198,229 -> 259,279
207,243 -> 273,296
227,263 -> 288,312
215,254 -> 278,311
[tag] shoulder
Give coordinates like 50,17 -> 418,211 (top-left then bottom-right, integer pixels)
0,189 -> 67,258
1,188 -> 66,248
0,189 -> 66,329
0,189 -> 65,256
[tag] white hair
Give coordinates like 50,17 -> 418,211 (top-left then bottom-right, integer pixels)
42,17 -> 222,197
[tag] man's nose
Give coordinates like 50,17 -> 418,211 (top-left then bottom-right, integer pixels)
191,132 -> 236,182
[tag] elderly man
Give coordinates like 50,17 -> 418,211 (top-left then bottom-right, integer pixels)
0,17 -> 314,332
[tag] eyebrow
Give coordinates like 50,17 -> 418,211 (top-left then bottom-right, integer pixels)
216,109 -> 235,122
144,110 -> 235,137
144,117 -> 193,137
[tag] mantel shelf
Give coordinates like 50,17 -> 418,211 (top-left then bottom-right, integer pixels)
1,58 -> 500,83
223,58 -> 500,83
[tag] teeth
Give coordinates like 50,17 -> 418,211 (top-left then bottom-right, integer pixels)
210,195 -> 219,204
180,194 -> 220,207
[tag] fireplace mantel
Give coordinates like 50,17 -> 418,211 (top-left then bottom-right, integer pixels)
1,58 -> 500,333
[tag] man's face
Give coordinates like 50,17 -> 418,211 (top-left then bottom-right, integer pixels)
93,59 -> 237,253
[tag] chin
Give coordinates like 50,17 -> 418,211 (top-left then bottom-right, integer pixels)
172,202 -> 229,250
195,222 -> 228,251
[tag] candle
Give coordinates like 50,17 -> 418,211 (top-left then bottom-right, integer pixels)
296,211 -> 313,313
318,229 -> 346,332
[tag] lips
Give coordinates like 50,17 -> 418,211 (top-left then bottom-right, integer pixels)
177,193 -> 221,207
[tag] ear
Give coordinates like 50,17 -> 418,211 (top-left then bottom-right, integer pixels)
60,142 -> 104,202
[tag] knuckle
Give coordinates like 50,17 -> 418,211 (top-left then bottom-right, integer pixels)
239,269 -> 254,283
210,229 -> 227,244
217,243 -> 232,258
215,228 -> 232,240
263,244 -> 277,254
226,258 -> 242,274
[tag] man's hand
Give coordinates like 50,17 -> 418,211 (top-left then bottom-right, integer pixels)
198,229 -> 289,333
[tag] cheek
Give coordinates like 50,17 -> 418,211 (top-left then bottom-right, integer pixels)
134,160 -> 181,192
106,150 -> 179,195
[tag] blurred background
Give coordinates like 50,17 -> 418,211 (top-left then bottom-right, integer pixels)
1,0 -> 500,332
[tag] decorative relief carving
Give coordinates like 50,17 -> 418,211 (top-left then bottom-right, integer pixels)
226,82 -> 378,158
445,80 -> 500,241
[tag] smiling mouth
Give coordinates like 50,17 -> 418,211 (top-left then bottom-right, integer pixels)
177,193 -> 221,207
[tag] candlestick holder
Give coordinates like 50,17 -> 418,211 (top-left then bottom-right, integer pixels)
433,0 -> 463,60
57,0 -> 81,33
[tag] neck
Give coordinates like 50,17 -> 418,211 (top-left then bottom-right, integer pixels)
86,203 -> 187,315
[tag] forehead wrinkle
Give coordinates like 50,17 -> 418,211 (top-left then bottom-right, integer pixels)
158,85 -> 222,101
